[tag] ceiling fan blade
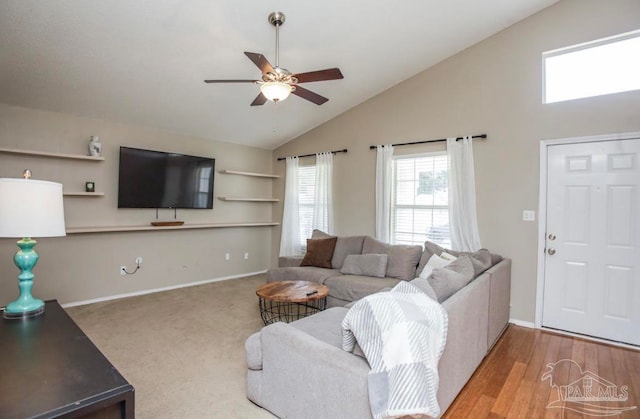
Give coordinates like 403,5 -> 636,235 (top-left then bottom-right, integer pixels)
293,68 -> 344,84
204,79 -> 258,83
244,52 -> 275,75
291,85 -> 329,105
250,92 -> 268,106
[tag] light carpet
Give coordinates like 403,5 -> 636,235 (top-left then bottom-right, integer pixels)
66,274 -> 276,419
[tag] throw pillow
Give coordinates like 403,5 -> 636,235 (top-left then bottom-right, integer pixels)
362,236 -> 422,281
427,255 -> 475,302
426,253 -> 455,269
300,237 -> 338,269
440,251 -> 458,262
409,278 -> 438,301
312,229 -> 366,269
418,253 -> 452,280
417,241 -> 493,277
340,254 -> 388,278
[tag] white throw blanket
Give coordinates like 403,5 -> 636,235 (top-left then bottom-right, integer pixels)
341,281 -> 448,419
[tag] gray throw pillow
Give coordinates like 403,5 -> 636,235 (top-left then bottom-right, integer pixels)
409,278 -> 438,301
340,254 -> 388,278
427,255 -> 475,302
312,229 -> 366,269
362,236 -> 422,281
417,241 -> 494,277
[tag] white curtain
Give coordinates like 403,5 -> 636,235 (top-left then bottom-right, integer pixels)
447,136 -> 482,251
375,145 -> 394,243
279,156 -> 301,256
312,152 -> 334,234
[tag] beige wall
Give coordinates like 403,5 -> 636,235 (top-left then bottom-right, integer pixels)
0,103 -> 275,305
271,0 -> 640,322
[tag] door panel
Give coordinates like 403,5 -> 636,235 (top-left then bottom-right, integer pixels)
543,138 -> 640,346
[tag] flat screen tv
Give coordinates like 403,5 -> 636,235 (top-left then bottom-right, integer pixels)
118,147 -> 215,209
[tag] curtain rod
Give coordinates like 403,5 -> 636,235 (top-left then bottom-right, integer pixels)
369,134 -> 487,149
277,148 -> 348,161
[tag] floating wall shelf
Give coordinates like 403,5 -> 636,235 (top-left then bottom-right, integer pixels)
219,170 -> 279,179
0,147 -> 105,161
63,192 -> 105,197
66,222 -> 280,235
218,197 -> 279,202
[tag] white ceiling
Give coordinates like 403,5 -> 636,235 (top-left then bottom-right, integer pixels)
0,1 -> 558,149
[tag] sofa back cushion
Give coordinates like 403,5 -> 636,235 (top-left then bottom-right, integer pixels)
301,237 -> 338,269
340,254 -> 388,277
362,236 -> 422,281
312,230 -> 366,269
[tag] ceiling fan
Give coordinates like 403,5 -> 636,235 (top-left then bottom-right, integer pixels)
204,11 -> 344,106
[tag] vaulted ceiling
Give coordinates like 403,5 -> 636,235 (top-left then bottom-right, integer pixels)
0,1 -> 558,149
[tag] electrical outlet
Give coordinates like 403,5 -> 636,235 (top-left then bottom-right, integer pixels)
225,253 -> 230,261
244,252 -> 249,260
135,257 -> 143,266
120,266 -> 127,275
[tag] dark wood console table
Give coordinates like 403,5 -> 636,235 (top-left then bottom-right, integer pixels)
0,300 -> 134,418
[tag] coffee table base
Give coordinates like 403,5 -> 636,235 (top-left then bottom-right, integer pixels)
258,297 -> 327,325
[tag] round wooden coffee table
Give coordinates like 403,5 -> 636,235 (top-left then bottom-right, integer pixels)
256,281 -> 330,325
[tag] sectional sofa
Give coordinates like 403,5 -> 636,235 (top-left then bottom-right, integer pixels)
246,232 -> 511,418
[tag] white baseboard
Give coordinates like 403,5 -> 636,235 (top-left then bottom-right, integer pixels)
62,270 -> 267,308
509,318 -> 535,329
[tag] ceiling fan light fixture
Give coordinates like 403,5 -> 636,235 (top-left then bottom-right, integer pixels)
260,81 -> 292,102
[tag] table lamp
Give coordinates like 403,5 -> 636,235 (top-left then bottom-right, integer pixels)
0,170 -> 66,319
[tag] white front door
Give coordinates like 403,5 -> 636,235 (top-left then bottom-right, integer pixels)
542,138 -> 640,346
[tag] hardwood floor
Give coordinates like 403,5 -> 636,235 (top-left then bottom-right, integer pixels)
443,325 -> 640,418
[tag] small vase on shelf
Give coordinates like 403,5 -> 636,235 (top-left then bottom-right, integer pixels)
88,136 -> 102,157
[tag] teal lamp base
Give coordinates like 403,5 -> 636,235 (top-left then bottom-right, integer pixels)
3,238 -> 45,319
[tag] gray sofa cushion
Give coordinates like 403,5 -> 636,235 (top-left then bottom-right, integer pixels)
289,307 -> 349,350
428,255 -> 475,302
278,256 -> 303,268
340,254 -> 388,277
362,236 -> 422,281
417,241 -> 494,277
266,267 -> 342,284
324,275 -> 401,302
312,229 -> 366,269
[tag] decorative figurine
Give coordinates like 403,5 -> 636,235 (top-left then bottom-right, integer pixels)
88,136 -> 102,157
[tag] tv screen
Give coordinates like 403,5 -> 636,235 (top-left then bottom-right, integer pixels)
118,147 -> 215,209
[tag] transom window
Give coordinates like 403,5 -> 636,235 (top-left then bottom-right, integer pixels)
543,29 -> 640,104
392,153 -> 451,248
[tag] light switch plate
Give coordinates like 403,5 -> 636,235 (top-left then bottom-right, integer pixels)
522,210 -> 535,221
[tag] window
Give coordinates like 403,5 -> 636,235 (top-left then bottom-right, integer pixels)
298,164 -> 316,249
543,29 -> 640,104
392,153 -> 451,248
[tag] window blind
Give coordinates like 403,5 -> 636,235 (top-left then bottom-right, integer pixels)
392,153 -> 451,247
298,165 -> 316,248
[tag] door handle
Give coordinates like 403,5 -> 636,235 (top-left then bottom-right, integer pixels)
548,233 -> 556,240
548,248 -> 556,255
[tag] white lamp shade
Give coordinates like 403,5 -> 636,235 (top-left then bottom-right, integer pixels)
260,82 -> 292,102
0,178 -> 66,238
